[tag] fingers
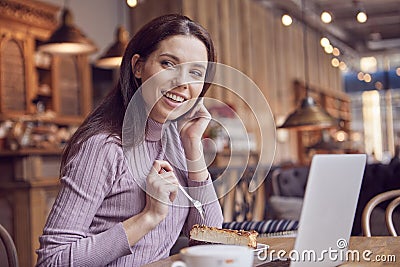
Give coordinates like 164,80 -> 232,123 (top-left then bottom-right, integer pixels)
151,160 -> 174,174
147,177 -> 178,204
147,160 -> 179,203
189,99 -> 210,119
196,104 -> 211,121
189,98 -> 203,117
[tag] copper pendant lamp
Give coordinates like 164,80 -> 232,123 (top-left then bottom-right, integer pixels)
279,95 -> 337,130
39,7 -> 97,55
306,130 -> 342,151
96,25 -> 129,69
278,0 -> 337,130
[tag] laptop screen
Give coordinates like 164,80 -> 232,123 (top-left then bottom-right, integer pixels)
291,154 -> 366,267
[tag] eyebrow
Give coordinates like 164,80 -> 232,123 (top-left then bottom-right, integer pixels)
159,53 -> 207,70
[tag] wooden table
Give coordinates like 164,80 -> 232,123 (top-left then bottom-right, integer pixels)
143,236 -> 399,267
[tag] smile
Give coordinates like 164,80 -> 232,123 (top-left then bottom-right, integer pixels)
162,91 -> 187,103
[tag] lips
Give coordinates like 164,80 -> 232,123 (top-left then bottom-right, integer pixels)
162,91 -> 188,103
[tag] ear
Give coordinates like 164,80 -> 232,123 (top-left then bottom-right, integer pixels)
131,54 -> 142,79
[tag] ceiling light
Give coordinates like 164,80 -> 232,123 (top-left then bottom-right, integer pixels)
321,11 -> 332,23
339,61 -> 347,71
279,96 -> 337,130
279,0 -> 337,131
281,14 -> 293,26
96,26 -> 129,69
396,67 -> 400,76
331,58 -> 340,67
357,72 -> 364,81
375,81 -> 383,90
354,0 -> 368,23
332,47 -> 340,56
320,37 -> 330,47
127,0 -> 138,7
335,130 -> 348,142
357,11 -> 367,23
363,73 -> 372,83
360,56 -> 377,73
39,8 -> 97,55
306,130 -> 342,151
324,44 -> 333,54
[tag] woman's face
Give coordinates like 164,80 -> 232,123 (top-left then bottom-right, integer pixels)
133,35 -> 208,123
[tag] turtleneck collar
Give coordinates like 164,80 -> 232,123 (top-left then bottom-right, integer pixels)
146,118 -> 168,142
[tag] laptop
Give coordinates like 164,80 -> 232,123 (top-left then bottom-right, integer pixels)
257,154 -> 367,267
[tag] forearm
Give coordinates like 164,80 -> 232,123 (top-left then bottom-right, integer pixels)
183,139 -> 209,182
122,210 -> 163,246
37,223 -> 132,267
37,209 -> 164,266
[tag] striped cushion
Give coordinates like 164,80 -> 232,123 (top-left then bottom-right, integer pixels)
222,219 -> 299,236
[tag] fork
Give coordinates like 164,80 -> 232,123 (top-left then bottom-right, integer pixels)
160,168 -> 205,220
177,183 -> 205,220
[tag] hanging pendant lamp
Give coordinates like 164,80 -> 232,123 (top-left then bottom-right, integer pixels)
278,0 -> 337,131
96,25 -> 129,69
279,95 -> 337,130
306,130 -> 342,151
39,8 -> 97,55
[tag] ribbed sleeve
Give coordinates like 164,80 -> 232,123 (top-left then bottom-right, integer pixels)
36,120 -> 223,267
36,135 -> 132,266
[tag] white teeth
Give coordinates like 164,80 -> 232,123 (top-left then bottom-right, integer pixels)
164,92 -> 185,103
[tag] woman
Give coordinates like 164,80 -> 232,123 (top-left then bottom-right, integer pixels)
36,14 -> 223,266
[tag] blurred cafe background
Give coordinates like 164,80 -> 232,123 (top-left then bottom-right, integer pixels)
0,0 -> 400,266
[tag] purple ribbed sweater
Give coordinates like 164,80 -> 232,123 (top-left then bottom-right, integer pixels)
36,119 -> 223,266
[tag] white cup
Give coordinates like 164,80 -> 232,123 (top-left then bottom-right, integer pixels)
171,245 -> 253,267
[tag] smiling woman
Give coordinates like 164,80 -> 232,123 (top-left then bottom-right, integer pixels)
133,35 -> 208,122
35,14 -> 223,267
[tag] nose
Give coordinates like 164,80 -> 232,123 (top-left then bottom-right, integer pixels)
172,66 -> 189,89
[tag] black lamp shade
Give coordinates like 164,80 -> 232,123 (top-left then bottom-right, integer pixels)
278,96 -> 338,131
96,26 -> 129,69
278,0 -> 338,132
39,9 -> 97,55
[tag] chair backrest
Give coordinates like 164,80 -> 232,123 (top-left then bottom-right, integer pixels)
362,189 -> 400,236
210,165 -> 269,222
0,224 -> 19,267
271,166 -> 309,197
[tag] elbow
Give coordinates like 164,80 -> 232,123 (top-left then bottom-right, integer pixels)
36,243 -> 71,267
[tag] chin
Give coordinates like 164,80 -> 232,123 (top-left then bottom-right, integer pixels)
164,108 -> 190,121
164,112 -> 183,122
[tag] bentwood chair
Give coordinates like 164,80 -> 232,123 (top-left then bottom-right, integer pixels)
0,224 -> 19,267
362,189 -> 400,236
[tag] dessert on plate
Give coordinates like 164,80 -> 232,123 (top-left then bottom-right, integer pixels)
189,224 -> 259,248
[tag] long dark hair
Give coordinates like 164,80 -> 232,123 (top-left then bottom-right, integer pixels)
61,14 -> 216,168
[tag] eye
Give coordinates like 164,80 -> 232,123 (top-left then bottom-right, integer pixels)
190,69 -> 204,78
161,60 -> 175,69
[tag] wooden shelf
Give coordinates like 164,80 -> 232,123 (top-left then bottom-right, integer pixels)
0,178 -> 60,189
0,2 -> 80,266
292,80 -> 352,165
0,113 -> 83,125
0,148 -> 62,157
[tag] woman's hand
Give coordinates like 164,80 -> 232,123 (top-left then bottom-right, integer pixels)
178,99 -> 211,144
178,99 -> 211,181
123,160 -> 179,247
143,160 -> 179,222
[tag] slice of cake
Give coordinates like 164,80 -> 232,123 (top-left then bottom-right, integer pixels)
189,224 -> 258,248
